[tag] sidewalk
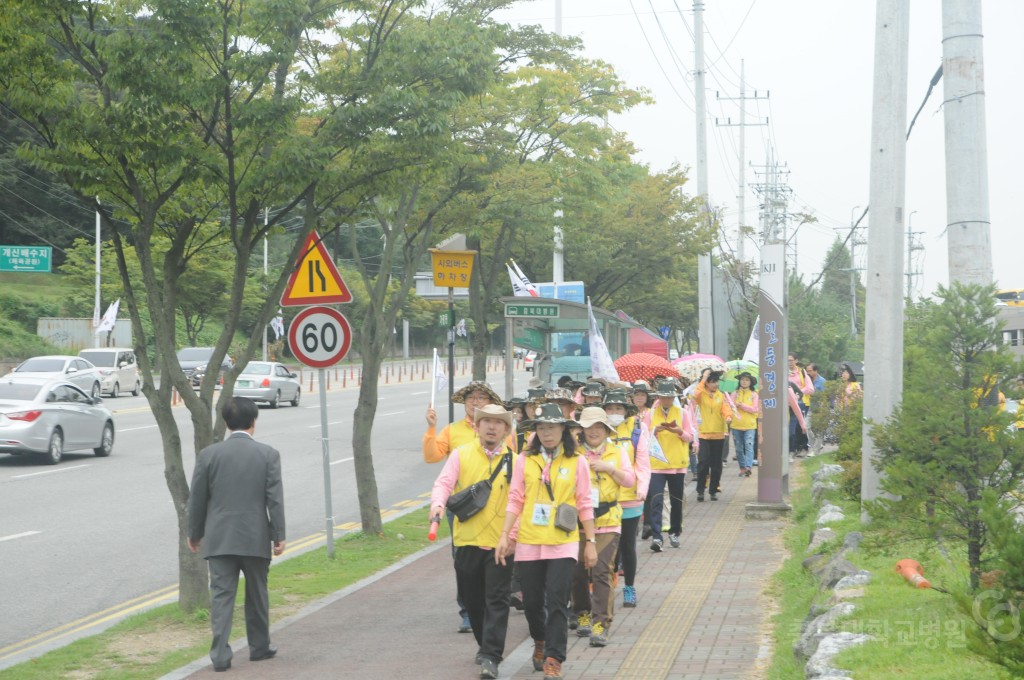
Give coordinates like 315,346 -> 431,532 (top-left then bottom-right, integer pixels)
164,464 -> 788,680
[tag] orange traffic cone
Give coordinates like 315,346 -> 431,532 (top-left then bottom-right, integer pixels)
895,559 -> 931,589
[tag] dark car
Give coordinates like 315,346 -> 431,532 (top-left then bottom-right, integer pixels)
177,347 -> 233,387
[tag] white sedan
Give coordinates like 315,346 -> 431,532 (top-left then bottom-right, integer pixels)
0,377 -> 115,465
232,361 -> 301,408
7,355 -> 103,400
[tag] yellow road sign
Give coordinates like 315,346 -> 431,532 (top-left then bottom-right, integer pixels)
429,249 -> 475,289
281,231 -> 353,306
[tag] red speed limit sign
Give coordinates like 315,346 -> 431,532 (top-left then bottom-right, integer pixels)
287,306 -> 353,368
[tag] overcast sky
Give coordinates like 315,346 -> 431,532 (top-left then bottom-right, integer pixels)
492,0 -> 1022,299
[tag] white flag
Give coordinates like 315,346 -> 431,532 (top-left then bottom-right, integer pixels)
431,348 -> 448,409
270,313 -> 285,340
456,318 -> 467,337
588,298 -> 620,383
96,299 -> 120,333
506,263 -> 531,297
741,316 -> 760,364
510,259 -> 539,297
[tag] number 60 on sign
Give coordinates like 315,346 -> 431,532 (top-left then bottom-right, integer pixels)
287,306 -> 353,368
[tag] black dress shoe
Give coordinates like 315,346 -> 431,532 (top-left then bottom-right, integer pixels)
213,660 -> 231,672
250,646 -> 277,662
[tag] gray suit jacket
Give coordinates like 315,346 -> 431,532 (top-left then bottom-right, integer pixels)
187,432 -> 286,560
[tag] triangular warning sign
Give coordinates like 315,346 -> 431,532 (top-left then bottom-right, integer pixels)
280,230 -> 353,306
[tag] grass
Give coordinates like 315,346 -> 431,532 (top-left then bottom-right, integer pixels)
0,509 -> 448,680
765,453 -> 1012,680
0,272 -> 75,304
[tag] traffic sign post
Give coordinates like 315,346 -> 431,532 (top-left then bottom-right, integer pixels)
0,245 -> 52,272
287,304 -> 353,559
429,243 -> 476,424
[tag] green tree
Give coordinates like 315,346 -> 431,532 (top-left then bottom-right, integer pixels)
869,283 -> 1024,590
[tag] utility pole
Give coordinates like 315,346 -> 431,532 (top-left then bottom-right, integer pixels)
905,211 -> 924,298
751,148 -> 792,251
694,0 -> 713,354
861,0 -> 909,515
834,208 -> 866,337
715,60 -> 768,265
262,207 -> 269,361
942,0 -> 992,285
93,199 -> 102,349
552,0 -> 565,284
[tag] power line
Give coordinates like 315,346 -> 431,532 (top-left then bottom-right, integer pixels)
628,0 -> 697,113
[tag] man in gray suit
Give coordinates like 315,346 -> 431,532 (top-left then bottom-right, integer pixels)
188,397 -> 286,672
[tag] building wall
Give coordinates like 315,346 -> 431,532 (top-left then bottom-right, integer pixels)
998,307 -> 1024,359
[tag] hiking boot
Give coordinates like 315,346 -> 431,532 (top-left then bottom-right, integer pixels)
589,621 -> 608,647
532,640 -> 545,671
510,591 -> 524,611
458,614 -> 472,633
475,651 -> 483,665
575,611 -> 592,637
669,532 -> 680,548
641,525 -> 652,540
623,585 -> 637,607
710,492 -> 718,501
543,657 -> 563,679
479,658 -> 498,679
650,538 -> 663,552
745,468 -> 752,477
697,493 -> 705,502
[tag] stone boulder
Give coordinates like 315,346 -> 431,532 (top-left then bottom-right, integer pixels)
807,527 -> 837,553
812,464 -> 844,482
805,632 -> 872,678
834,571 -> 872,590
795,602 -> 857,660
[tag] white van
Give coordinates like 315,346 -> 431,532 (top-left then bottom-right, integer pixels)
78,348 -> 141,397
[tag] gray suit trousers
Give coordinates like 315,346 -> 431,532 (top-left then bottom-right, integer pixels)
208,555 -> 272,668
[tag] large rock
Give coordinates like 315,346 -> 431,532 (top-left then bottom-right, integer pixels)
842,532 -> 863,552
812,480 -> 838,501
805,632 -> 872,678
808,527 -> 837,553
816,510 -> 846,526
814,557 -> 860,589
795,602 -> 857,660
812,464 -> 844,482
834,571 -> 872,589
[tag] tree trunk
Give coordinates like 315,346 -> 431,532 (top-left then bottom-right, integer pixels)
352,341 -> 385,535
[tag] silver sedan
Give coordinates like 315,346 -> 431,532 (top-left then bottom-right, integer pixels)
232,361 -> 301,408
0,377 -> 115,465
7,355 -> 103,400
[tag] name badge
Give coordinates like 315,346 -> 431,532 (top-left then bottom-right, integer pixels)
532,503 -> 552,526
591,485 -> 600,509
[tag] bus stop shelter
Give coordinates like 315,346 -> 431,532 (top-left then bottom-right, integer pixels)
500,296 -> 650,398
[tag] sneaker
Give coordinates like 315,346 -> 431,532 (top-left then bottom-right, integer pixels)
669,533 -> 680,548
641,525 -> 652,540
543,657 -> 563,679
532,640 -> 545,671
752,459 -> 758,466
458,614 -> 472,633
589,621 -> 608,647
475,651 -> 484,665
480,658 -> 498,679
650,538 -> 663,552
710,492 -> 718,501
697,493 -> 705,502
576,611 -> 592,637
745,468 -> 752,477
510,591 -> 524,611
623,585 -> 637,607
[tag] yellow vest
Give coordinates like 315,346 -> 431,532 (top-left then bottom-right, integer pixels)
650,405 -> 688,470
612,417 -> 642,503
584,442 -> 624,529
518,446 -> 580,546
732,389 -> 758,430
452,441 -> 512,548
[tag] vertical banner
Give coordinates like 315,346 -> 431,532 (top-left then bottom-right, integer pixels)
587,298 -> 620,383
758,244 -> 788,503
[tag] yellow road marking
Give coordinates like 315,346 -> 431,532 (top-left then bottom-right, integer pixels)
394,500 -> 423,508
614,484 -> 753,680
336,521 -> 360,530
418,491 -> 432,498
380,509 -> 398,519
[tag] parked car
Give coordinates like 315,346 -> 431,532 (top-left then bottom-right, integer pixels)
232,361 -> 301,408
0,377 -> 115,464
177,347 -> 233,387
524,351 -> 537,372
6,356 -> 102,400
78,347 -> 140,398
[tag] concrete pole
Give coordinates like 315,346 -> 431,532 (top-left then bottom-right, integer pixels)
553,0 -> 565,285
861,0 -> 910,515
942,0 -> 992,285
694,0 -> 713,354
737,59 -> 746,264
262,207 -> 269,361
94,199 -> 102,348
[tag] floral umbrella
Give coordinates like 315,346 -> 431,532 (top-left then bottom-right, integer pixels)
613,352 -> 680,383
721,359 -> 758,393
671,353 -> 727,382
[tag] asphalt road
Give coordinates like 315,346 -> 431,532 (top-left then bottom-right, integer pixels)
0,361 -> 528,666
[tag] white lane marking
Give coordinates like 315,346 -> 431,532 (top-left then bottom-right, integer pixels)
119,425 -> 158,432
411,391 -> 429,396
307,420 -> 350,428
0,530 -> 41,543
377,411 -> 405,417
12,464 -> 91,479
330,457 -> 354,466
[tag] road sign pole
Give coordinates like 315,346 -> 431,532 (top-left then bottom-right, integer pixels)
319,368 -> 335,558
448,287 -> 455,425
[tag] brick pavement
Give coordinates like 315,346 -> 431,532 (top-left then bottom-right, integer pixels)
164,462 -> 787,680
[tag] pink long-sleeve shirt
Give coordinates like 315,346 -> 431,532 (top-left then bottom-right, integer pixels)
506,451 -> 594,562
582,443 -> 636,534
620,422 -> 652,509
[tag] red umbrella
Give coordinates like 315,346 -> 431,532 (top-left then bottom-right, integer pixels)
613,352 -> 680,383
